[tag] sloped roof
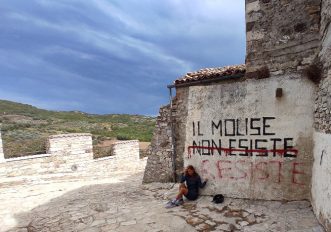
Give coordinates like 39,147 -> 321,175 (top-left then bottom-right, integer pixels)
174,64 -> 246,85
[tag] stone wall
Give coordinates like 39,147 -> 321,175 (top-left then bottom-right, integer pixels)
183,76 -> 315,201
311,0 -> 331,230
143,87 -> 190,183
88,140 -> 142,175
311,132 -> 331,231
0,134 -> 143,182
0,130 -> 4,162
143,105 -> 173,183
143,3 -> 331,226
172,87 -> 190,179
315,0 -> 331,133
47,134 -> 93,156
0,133 -> 93,178
112,140 -> 139,163
245,0 -> 321,77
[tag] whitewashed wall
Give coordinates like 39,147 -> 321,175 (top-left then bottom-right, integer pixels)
311,1 -> 331,230
0,130 -> 4,162
89,140 -> 142,174
0,134 -> 93,178
184,76 -> 315,200
0,134 -> 142,181
311,132 -> 331,230
113,140 -> 139,161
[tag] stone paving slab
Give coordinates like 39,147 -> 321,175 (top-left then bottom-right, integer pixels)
0,171 -> 325,232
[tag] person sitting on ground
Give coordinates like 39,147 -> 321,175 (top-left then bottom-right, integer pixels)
167,165 -> 208,207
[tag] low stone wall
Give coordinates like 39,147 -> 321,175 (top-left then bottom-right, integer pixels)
112,140 -> 139,161
0,131 -> 4,162
47,134 -> 93,155
0,133 -> 142,182
0,133 -> 93,178
88,140 -> 142,176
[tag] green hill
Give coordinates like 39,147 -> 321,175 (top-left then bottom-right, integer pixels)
0,100 -> 156,158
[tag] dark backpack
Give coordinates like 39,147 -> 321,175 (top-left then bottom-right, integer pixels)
212,194 -> 224,204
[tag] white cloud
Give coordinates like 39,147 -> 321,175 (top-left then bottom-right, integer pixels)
6,10 -> 192,73
0,48 -> 104,85
41,46 -> 96,60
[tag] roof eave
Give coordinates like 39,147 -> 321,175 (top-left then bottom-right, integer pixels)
167,73 -> 245,89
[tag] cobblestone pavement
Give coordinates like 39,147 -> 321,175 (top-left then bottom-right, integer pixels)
0,171 -> 325,232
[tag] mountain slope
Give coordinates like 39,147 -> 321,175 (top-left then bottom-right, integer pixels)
0,100 -> 156,158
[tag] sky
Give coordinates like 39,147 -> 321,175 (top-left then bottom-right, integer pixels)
0,0 -> 245,115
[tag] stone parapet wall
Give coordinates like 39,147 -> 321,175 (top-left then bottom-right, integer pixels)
88,156 -> 145,177
0,134 -> 143,182
112,140 -> 139,161
0,130 -> 4,162
92,140 -> 142,175
0,133 -> 93,178
0,153 -> 87,178
245,0 -> 321,77
143,105 -> 173,183
47,133 -> 93,155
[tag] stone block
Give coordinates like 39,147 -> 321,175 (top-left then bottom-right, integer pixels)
246,1 -> 260,13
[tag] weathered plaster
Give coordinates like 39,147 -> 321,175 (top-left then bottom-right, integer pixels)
311,0 -> 331,231
311,132 -> 331,231
184,76 -> 315,200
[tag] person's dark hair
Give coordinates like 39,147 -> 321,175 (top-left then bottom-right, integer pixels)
185,165 -> 198,177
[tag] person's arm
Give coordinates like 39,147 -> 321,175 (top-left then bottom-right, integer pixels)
180,173 -> 186,183
198,176 -> 207,188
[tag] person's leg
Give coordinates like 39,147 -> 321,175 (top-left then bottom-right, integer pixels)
178,183 -> 186,191
166,185 -> 187,207
176,185 -> 188,200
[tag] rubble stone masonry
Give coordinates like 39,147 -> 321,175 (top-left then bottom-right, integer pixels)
245,0 -> 321,77
315,0 -> 331,133
311,0 -> 331,230
172,87 -> 190,179
143,105 -> 173,183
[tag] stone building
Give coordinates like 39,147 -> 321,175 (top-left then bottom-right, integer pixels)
144,0 -> 331,230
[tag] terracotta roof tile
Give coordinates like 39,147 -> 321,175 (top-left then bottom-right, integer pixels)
174,64 -> 246,85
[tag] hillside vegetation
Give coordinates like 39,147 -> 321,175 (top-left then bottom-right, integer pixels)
0,100 -> 155,158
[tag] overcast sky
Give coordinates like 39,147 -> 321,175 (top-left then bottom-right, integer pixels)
0,0 -> 245,115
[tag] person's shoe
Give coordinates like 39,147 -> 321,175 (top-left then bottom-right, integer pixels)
165,199 -> 177,208
175,198 -> 184,206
